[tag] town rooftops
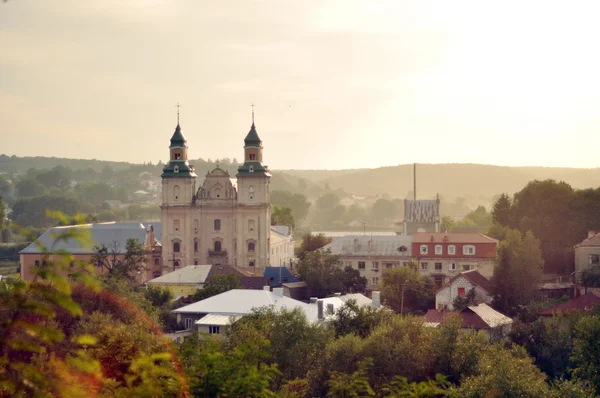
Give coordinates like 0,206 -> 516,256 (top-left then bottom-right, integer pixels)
323,235 -> 413,257
173,288 -> 308,315
195,314 -> 242,326
146,265 -> 212,286
538,291 -> 600,316
413,232 -> 498,244
574,231 -> 600,248
438,270 -> 492,294
425,303 -> 512,329
19,222 -> 158,255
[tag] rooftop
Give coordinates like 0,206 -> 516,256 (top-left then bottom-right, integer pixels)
539,291 -> 600,316
323,235 -> 413,257
438,270 -> 492,294
146,265 -> 212,285
425,303 -> 512,329
574,232 -> 600,248
412,232 -> 498,244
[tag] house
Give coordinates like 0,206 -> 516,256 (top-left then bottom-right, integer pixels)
435,270 -> 492,310
322,235 -> 413,290
19,221 -> 163,282
412,232 -> 498,288
172,287 -> 309,332
538,291 -> 600,317
304,292 -> 379,322
146,264 -> 212,297
270,225 -> 295,267
282,281 -> 309,301
574,231 -> 600,275
425,303 -> 512,341
205,264 -> 269,290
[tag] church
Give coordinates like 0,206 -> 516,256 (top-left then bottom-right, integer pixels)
160,118 -> 286,273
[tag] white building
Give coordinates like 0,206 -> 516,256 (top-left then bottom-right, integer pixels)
435,270 -> 492,310
270,225 -> 295,267
160,120 -> 272,272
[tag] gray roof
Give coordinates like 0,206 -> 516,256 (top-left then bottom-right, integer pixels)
147,265 -> 212,285
404,200 -> 440,223
195,314 -> 242,326
468,303 -> 513,328
323,235 -> 413,257
173,289 -> 308,315
271,225 -> 291,237
19,222 -> 155,255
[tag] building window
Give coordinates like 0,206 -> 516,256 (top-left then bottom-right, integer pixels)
372,261 -> 379,270
435,245 -> 443,255
589,254 -> 600,265
173,219 -> 180,232
448,245 -> 456,255
249,153 -> 256,160
458,287 -> 466,297
214,219 -> 221,231
420,245 -> 428,255
358,261 -> 366,269
173,242 -> 180,253
249,166 -> 254,173
194,241 -> 198,252
173,185 -> 180,200
194,219 -> 198,233
449,263 -> 456,271
184,318 -> 193,329
154,257 -> 159,266
372,277 -> 379,285
34,260 -> 40,267
174,261 -> 180,268
435,262 -> 442,271
386,263 -> 393,269
462,264 -> 472,271
402,262 -> 409,267
214,241 -> 222,252
420,262 -> 428,270
175,153 -> 181,160
194,259 -> 198,265
463,245 -> 476,255
345,261 -> 352,267
248,242 -> 255,252
209,326 -> 220,335
174,165 -> 179,173
248,219 -> 255,232
153,271 -> 162,278
249,261 -> 255,267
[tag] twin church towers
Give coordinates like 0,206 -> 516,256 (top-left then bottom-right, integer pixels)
160,116 -> 271,272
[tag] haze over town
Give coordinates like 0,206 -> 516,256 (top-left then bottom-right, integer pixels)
2,1 -> 600,169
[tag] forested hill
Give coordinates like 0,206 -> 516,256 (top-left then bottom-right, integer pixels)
1,155 -> 599,202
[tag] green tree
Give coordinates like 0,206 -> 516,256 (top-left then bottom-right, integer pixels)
297,233 -> 332,261
381,266 -> 435,314
452,287 -> 476,311
0,196 -> 5,240
440,215 -> 455,233
492,193 -> 512,226
271,190 -> 311,221
297,249 -> 346,297
463,205 -> 493,228
191,273 -> 242,301
0,176 -> 10,198
327,358 -> 375,397
371,198 -> 395,225
272,205 -> 295,229
15,178 -> 47,197
330,299 -> 388,338
341,266 -> 368,293
571,316 -> 600,394
491,229 -> 544,315
11,194 -> 80,227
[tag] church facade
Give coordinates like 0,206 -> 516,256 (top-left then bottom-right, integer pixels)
160,121 -> 272,273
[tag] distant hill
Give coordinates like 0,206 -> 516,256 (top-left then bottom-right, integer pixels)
1,155 -> 598,206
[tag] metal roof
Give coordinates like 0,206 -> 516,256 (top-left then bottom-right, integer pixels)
147,265 -> 212,285
195,314 -> 241,326
404,200 -> 439,223
467,303 -> 512,328
412,232 -> 498,244
173,289 -> 308,315
19,222 -> 152,255
322,235 -> 413,257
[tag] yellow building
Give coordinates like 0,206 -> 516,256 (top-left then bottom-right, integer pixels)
146,264 -> 212,297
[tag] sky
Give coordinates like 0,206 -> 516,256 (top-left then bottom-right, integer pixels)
1,0 -> 600,170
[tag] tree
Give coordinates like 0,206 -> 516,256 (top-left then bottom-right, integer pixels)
297,249 -> 346,297
371,199 -> 395,225
381,266 -> 435,314
452,287 -> 476,311
571,316 -> 600,394
297,233 -> 332,261
191,273 -> 242,301
0,176 -> 10,198
330,299 -> 387,338
492,193 -> 512,226
11,195 -> 80,228
491,229 -> 544,315
0,196 -> 5,240
341,266 -> 367,293
440,215 -> 455,233
462,205 -> 492,228
327,359 -> 375,397
15,178 -> 47,197
271,190 -> 311,221
272,205 -> 295,229
91,238 -> 149,277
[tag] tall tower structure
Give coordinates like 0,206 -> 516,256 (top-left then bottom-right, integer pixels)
235,120 -> 272,267
160,123 -> 196,271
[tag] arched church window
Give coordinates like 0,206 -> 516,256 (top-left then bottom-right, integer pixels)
173,185 -> 180,200
214,241 -> 222,252
194,241 -> 198,253
248,242 -> 255,252
173,242 -> 180,253
214,219 -> 221,231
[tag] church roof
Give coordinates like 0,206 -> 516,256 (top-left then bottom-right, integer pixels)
169,124 -> 186,148
244,123 -> 262,147
236,161 -> 271,178
161,160 -> 196,178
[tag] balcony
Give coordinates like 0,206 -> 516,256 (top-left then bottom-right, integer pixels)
208,249 -> 228,257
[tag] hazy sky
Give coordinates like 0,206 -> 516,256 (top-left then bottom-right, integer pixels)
1,1 -> 600,170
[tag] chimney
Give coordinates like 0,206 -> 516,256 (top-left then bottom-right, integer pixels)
317,299 -> 324,321
372,291 -> 381,309
273,287 -> 284,296
334,292 -> 342,297
589,230 -> 596,239
310,297 -> 318,304
263,286 -> 270,291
